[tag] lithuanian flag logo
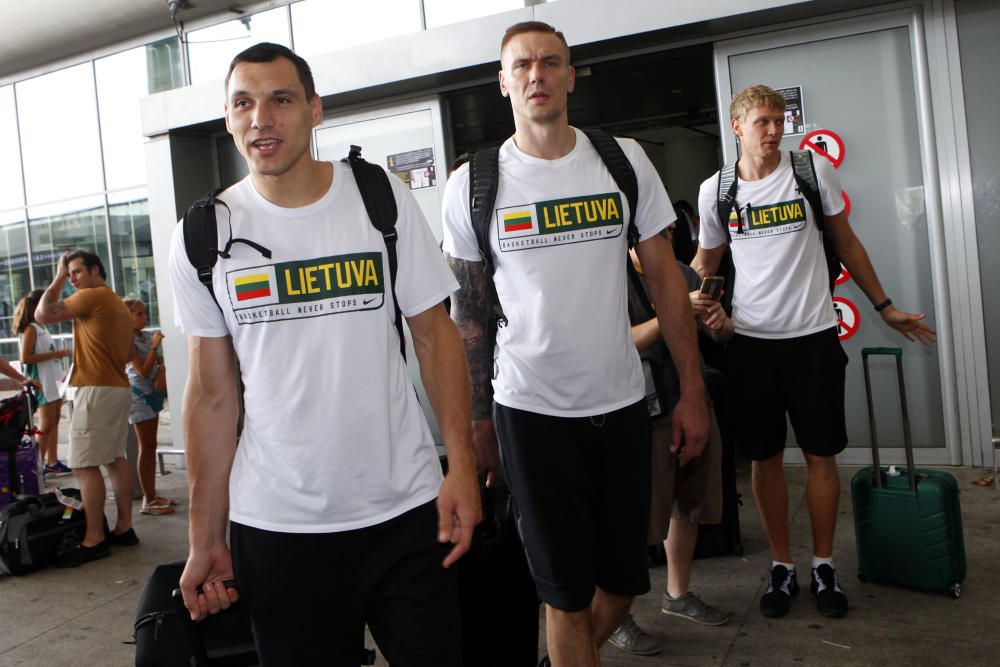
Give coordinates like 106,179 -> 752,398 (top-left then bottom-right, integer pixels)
502,210 -> 533,233
234,273 -> 272,301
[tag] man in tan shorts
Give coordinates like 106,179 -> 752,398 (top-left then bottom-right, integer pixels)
36,248 -> 136,567
608,251 -> 733,656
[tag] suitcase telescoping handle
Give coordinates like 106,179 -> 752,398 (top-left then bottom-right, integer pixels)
861,347 -> 916,491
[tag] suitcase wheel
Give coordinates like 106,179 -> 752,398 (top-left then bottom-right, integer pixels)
857,569 -> 868,583
949,583 -> 961,599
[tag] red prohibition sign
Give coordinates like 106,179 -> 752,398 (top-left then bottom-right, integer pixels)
800,129 -> 845,168
832,297 -> 860,341
835,263 -> 851,285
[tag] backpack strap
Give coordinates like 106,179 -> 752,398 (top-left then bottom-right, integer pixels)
468,146 -> 507,343
582,129 -> 639,248
790,150 -> 839,291
344,145 -> 405,360
717,161 -> 740,244
183,188 -> 226,305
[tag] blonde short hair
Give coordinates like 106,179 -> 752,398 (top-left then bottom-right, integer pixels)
730,84 -> 785,122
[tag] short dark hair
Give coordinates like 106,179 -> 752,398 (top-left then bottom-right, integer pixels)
225,42 -> 316,101
65,249 -> 106,280
501,21 -> 570,61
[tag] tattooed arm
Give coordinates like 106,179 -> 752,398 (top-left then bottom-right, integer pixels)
447,254 -> 499,487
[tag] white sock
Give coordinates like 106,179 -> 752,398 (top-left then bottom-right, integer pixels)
812,555 -> 834,570
772,560 -> 795,572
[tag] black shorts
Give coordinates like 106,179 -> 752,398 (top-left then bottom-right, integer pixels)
230,501 -> 460,667
494,400 -> 652,612
728,328 -> 848,461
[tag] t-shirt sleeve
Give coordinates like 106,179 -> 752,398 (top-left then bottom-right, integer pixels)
440,164 -> 481,262
814,157 -> 846,217
620,138 -> 675,241
390,173 -> 460,318
64,288 -> 97,317
697,172 -> 727,250
167,221 -> 231,338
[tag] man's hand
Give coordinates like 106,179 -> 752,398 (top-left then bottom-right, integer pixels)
55,252 -> 70,281
881,306 -> 936,344
471,418 -> 499,488
437,462 -> 482,568
178,546 -> 240,622
670,393 -> 710,467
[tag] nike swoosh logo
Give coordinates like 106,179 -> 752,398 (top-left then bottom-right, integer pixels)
363,297 -> 377,305
606,229 -> 616,235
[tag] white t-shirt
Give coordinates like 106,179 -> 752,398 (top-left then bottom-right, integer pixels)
442,127 -> 675,417
168,164 -> 458,533
698,152 -> 845,338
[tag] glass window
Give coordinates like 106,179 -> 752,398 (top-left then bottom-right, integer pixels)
96,38 -> 183,192
16,64 -> 104,206
0,86 -> 24,212
423,0 -> 533,29
108,188 -> 158,327
0,211 -> 30,339
28,195 -> 108,336
188,7 -> 292,85
290,0 -> 422,59
145,37 -> 185,94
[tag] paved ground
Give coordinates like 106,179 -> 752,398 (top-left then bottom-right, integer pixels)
2,402 -> 998,666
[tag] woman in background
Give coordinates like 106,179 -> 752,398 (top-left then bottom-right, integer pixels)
13,289 -> 71,476
123,298 -> 174,515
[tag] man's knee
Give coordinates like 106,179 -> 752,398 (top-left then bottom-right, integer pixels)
804,453 -> 839,482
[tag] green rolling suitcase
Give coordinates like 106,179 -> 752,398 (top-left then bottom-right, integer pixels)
851,347 -> 966,598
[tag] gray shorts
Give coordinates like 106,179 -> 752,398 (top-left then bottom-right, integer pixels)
68,386 -> 131,468
647,407 -> 723,545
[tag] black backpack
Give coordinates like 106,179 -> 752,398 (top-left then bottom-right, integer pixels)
182,145 -> 405,359
467,128 -> 644,345
716,149 -> 840,292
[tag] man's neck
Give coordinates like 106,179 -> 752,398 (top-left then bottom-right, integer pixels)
738,152 -> 782,182
511,121 -> 577,160
251,159 -> 333,208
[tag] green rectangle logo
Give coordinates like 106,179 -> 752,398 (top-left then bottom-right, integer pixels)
535,193 -> 623,235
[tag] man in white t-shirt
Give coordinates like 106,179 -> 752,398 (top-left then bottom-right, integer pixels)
442,22 -> 708,667
168,43 -> 479,666
693,84 -> 935,621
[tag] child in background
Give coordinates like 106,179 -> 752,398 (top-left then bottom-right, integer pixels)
123,298 -> 174,515
13,289 -> 71,476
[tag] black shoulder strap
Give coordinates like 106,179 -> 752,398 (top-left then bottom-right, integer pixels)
790,150 -> 824,229
344,145 -> 405,360
469,147 -> 501,278
582,129 -> 639,248
468,146 -> 507,339
183,187 -> 226,304
717,161 -> 739,244
790,150 -> 839,291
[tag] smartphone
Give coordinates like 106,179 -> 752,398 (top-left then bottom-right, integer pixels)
699,275 -> 724,300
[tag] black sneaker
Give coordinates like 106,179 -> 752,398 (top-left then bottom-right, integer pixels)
537,656 -> 551,667
760,565 -> 799,618
107,527 -> 140,547
811,564 -> 848,618
54,541 -> 110,568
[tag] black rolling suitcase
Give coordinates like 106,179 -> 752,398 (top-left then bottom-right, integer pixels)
133,560 -> 259,667
455,475 -> 540,667
133,561 -> 378,666
695,370 -> 743,559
